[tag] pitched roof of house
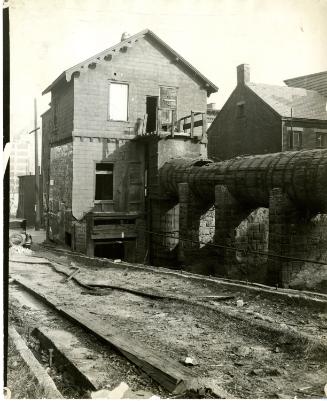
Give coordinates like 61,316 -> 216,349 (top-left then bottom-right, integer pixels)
284,70 -> 327,98
247,82 -> 327,120
42,29 -> 218,96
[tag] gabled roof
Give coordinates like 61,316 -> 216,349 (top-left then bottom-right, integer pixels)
42,29 -> 218,96
247,82 -> 327,120
284,70 -> 327,98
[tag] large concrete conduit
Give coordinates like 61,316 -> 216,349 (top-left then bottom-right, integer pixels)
159,149 -> 327,212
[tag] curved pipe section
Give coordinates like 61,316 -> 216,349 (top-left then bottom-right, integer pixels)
159,149 -> 327,212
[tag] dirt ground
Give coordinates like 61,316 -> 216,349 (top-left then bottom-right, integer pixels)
8,246 -> 327,398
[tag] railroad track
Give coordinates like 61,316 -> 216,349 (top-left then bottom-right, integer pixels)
8,247 -> 327,399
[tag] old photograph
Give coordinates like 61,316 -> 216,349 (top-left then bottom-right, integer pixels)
4,0 -> 327,398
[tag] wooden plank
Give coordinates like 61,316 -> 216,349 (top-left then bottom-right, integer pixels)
32,327 -> 108,391
9,326 -> 63,399
143,113 -> 148,135
13,276 -> 195,394
190,111 -> 194,138
91,232 -> 136,239
183,119 -> 203,130
171,110 -> 175,138
201,112 -> 207,140
9,256 -> 52,265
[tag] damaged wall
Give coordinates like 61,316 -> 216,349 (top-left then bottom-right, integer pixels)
48,142 -> 73,241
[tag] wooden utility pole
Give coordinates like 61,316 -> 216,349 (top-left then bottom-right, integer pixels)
34,98 -> 41,230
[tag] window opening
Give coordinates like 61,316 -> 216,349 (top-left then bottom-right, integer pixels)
316,132 -> 327,148
108,83 -> 128,121
160,86 -> 177,125
237,102 -> 245,118
146,96 -> 158,133
288,130 -> 302,150
95,163 -> 113,201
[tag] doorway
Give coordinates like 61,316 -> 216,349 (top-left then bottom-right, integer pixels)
146,96 -> 158,133
94,241 -> 125,259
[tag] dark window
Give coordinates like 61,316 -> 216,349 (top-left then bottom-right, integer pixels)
237,102 -> 245,118
95,163 -> 113,201
94,241 -> 125,259
316,132 -> 327,148
146,96 -> 158,133
288,130 -> 302,150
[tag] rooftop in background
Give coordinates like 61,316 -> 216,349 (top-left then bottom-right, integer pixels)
284,70 -> 327,99
247,82 -> 327,120
42,29 -> 218,96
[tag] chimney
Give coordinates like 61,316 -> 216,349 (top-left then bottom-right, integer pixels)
121,32 -> 131,41
237,64 -> 250,85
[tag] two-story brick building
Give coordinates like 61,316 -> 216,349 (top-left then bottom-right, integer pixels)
208,64 -> 327,160
42,29 -> 217,262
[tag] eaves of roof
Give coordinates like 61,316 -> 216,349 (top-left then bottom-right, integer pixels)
42,29 -> 218,96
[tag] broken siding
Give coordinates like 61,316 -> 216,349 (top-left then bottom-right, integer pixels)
51,80 -> 74,143
72,137 -> 144,220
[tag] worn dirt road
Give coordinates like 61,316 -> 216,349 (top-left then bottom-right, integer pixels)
9,246 -> 327,398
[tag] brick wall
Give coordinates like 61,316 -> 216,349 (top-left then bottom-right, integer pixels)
282,121 -> 327,150
208,84 -> 282,160
268,188 -> 327,287
73,36 -> 207,139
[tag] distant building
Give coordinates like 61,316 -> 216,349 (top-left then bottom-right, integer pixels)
206,103 -> 219,130
42,29 -> 217,261
9,135 -> 33,215
208,64 -> 327,161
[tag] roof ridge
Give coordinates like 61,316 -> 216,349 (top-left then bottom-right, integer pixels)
43,29 -> 218,95
247,81 -> 325,96
284,70 -> 327,82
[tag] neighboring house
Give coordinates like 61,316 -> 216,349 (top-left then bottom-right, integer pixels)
16,175 -> 43,227
42,29 -> 217,261
208,64 -> 327,161
284,70 -> 327,98
206,103 -> 219,130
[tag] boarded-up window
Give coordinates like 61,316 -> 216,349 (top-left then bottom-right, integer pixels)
108,83 -> 128,121
160,86 -> 177,124
95,163 -> 113,201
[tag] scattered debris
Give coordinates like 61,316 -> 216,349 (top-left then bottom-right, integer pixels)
182,357 -> 198,366
10,245 -> 34,256
62,267 -> 80,283
250,368 -> 264,376
91,382 -> 129,399
90,382 -> 156,399
236,299 -> 244,307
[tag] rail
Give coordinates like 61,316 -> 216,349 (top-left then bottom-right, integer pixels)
134,109 -> 207,139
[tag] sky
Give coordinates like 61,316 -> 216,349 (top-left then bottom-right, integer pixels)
9,0 -> 327,140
